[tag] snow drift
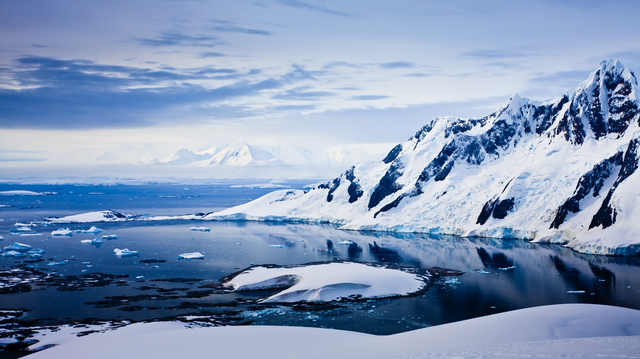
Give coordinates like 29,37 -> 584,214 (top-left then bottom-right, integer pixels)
208,60 -> 640,256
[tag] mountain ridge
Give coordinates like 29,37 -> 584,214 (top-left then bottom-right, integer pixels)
207,60 -> 640,256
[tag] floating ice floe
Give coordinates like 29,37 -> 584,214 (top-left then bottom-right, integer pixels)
75,226 -> 103,234
114,248 -> 139,257
9,227 -> 31,233
27,248 -> 45,258
0,236 -> 3,240
47,261 -> 66,266
0,190 -> 46,196
337,240 -> 355,245
178,252 -> 205,260
270,244 -> 285,248
567,290 -> 586,294
81,238 -> 103,245
2,250 -> 26,258
52,228 -> 73,236
4,242 -> 32,252
101,235 -> 118,240
190,227 -> 211,232
224,262 -> 427,303
14,222 -> 37,227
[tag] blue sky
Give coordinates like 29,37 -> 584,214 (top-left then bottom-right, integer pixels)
2,0 -> 640,165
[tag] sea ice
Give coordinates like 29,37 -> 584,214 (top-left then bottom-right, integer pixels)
76,226 -> 103,234
81,238 -> 103,245
190,227 -> 211,232
52,228 -> 73,236
114,248 -> 139,257
0,190 -> 45,196
178,252 -> 204,260
28,248 -> 45,258
10,227 -> 31,233
101,235 -> 118,240
270,244 -> 285,248
4,242 -> 32,252
1,250 -> 25,258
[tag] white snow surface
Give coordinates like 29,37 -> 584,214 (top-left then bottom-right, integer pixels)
51,228 -> 73,236
24,304 -> 640,359
206,60 -> 640,256
0,190 -> 45,196
177,252 -> 204,260
225,262 -> 426,302
46,210 -> 135,223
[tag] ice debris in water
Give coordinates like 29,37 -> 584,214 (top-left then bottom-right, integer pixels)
445,278 -> 460,284
10,227 -> 31,233
28,248 -> 45,258
114,248 -> 139,257
81,237 -> 103,245
76,226 -> 103,234
190,227 -> 210,232
337,240 -> 355,245
2,251 -> 26,258
47,261 -> 67,266
567,290 -> 586,294
4,242 -> 31,252
270,244 -> 285,248
101,234 -> 118,240
178,252 -> 205,260
52,228 -> 73,236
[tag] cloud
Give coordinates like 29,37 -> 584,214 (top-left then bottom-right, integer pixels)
403,73 -> 432,78
379,61 -> 414,69
198,52 -> 225,58
137,32 -> 223,47
0,56 -> 283,129
272,86 -> 335,100
275,0 -> 356,17
211,25 -> 271,35
322,61 -> 360,69
461,50 -> 534,59
351,95 -> 389,101
280,64 -> 325,83
272,104 -> 316,111
31,44 -> 48,48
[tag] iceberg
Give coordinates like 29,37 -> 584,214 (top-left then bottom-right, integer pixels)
177,252 -> 205,260
52,228 -> 73,236
4,242 -> 32,252
27,248 -> 45,258
9,227 -> 31,233
0,190 -> 45,196
190,227 -> 211,232
101,234 -> 118,240
76,226 -> 104,234
81,238 -> 103,245
270,244 -> 285,248
114,248 -> 139,257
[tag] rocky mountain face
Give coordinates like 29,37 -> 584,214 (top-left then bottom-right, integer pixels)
209,60 -> 640,255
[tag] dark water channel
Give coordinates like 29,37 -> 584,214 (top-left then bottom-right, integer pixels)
1,184 -> 639,336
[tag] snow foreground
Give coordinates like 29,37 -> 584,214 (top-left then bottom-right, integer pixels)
206,60 -> 640,256
24,304 -> 640,359
224,262 -> 427,302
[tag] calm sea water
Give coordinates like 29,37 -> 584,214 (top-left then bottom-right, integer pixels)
1,183 -> 640,335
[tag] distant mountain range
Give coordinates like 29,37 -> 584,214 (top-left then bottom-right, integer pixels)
134,141 -> 389,179
209,60 -> 640,256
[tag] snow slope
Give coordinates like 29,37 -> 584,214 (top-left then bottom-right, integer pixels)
207,60 -> 640,255
24,304 -> 640,359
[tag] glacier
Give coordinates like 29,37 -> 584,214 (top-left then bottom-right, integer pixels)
206,60 -> 640,256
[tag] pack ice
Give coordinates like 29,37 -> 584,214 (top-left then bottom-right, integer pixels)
207,60 -> 640,256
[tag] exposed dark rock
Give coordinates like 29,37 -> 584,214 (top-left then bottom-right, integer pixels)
326,177 -> 340,202
492,198 -> 515,219
477,197 -> 498,225
345,166 -> 363,203
383,144 -> 403,164
368,162 -> 403,209
373,194 -> 406,218
326,240 -> 334,251
551,152 -> 623,229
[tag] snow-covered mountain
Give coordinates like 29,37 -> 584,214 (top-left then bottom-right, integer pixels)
190,141 -> 283,167
159,147 -> 219,166
208,60 -> 640,255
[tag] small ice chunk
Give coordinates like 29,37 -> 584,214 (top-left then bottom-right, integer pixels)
4,242 -> 32,252
81,237 -> 103,245
337,240 -> 355,245
47,261 -> 66,266
0,236 -> 3,240
445,278 -> 460,284
270,244 -> 285,248
178,252 -> 204,260
2,250 -> 24,258
190,227 -> 210,232
27,248 -> 45,258
136,276 -> 145,280
101,235 -> 118,240
9,227 -> 31,233
114,248 -> 139,257
52,228 -> 73,236
567,290 -> 586,294
76,226 -> 103,234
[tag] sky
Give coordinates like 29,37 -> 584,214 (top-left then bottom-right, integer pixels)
2,0 -> 640,172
